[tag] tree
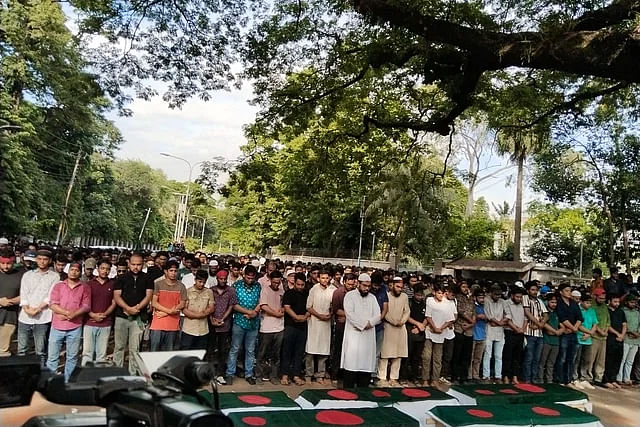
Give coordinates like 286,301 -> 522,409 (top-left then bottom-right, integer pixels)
525,202 -> 600,273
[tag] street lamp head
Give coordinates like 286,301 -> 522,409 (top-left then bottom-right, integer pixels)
160,152 -> 171,157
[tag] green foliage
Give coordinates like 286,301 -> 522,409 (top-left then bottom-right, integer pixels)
525,201 -> 600,272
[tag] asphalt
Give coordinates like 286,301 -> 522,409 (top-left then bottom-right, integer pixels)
1,379 -> 638,426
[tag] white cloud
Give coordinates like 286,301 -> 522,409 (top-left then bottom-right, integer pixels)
111,85 -> 258,180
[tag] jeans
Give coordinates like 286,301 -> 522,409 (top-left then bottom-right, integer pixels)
281,326 -> 307,377
256,330 -> 284,380
210,331 -> 230,376
113,316 -> 143,375
556,333 -> 578,384
522,335 -> 544,382
618,343 -> 639,382
17,322 -> 50,365
225,324 -> 258,378
181,332 -> 209,350
401,337 -> 425,380
483,339 -> 504,379
150,330 -> 178,351
82,325 -> 111,366
47,326 -> 82,382
441,337 -> 454,379
538,343 -> 559,383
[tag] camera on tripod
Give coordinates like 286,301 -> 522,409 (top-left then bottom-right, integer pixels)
0,355 -> 233,427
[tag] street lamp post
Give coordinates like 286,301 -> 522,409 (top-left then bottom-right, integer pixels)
190,215 -> 206,249
160,153 -> 203,242
371,231 -> 376,261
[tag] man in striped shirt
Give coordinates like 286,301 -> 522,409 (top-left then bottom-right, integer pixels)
522,282 -> 548,383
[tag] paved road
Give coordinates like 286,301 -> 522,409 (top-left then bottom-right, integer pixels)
2,380 -> 638,426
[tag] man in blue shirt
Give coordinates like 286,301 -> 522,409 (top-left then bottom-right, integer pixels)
470,288 -> 487,382
225,265 -> 261,385
370,271 -> 388,379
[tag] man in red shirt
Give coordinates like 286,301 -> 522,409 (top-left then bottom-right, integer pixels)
47,262 -> 91,381
82,260 -> 116,365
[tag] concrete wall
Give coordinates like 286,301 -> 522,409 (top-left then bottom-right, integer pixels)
273,254 -> 391,270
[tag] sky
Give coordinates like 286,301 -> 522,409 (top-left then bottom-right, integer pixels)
111,85 -> 536,217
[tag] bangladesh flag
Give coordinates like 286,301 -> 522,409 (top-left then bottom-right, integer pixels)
448,383 -> 589,407
297,387 -> 451,408
193,391 -> 300,414
429,403 -> 601,427
229,407 -> 420,427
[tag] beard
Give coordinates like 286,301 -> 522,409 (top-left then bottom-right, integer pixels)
392,289 -> 402,297
359,289 -> 369,297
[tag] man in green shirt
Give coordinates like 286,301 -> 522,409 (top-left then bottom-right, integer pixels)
539,294 -> 564,383
584,288 -> 609,385
574,294 -> 598,389
617,294 -> 639,384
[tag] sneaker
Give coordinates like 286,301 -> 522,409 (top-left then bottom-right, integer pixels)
439,377 -> 451,385
216,376 -> 227,385
254,377 -> 263,385
224,376 -> 233,386
580,380 -> 595,390
246,377 -> 257,385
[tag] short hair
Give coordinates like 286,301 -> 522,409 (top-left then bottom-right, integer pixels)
117,259 -> 128,268
490,284 -> 502,294
525,281 -> 538,290
55,253 -> 67,263
557,282 -> 571,292
371,271 -> 384,285
195,270 -> 209,281
473,288 -> 485,297
0,248 -> 15,258
344,272 -> 357,281
294,272 -> 306,283
510,285 -> 525,295
318,269 -> 330,276
191,258 -> 201,269
413,284 -> 425,295
130,253 -> 144,261
269,270 -> 283,279
164,260 -> 180,270
98,260 -> 112,268
156,251 -> 169,259
592,267 -> 602,276
244,265 -> 258,275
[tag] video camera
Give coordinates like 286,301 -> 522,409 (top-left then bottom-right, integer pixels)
0,355 -> 233,427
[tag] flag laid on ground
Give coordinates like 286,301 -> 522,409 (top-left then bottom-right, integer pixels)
429,403 -> 602,427
229,407 -> 419,426
447,383 -> 592,412
195,390 -> 300,414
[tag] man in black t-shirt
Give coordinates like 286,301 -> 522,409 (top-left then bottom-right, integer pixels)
401,284 -> 427,383
113,254 -> 154,374
280,272 -> 309,386
555,283 -> 583,385
603,295 -> 627,388
0,248 -> 23,356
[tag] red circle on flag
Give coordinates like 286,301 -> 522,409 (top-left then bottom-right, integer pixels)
474,389 -> 495,395
401,388 -> 431,398
499,388 -> 518,394
328,390 -> 358,400
238,395 -> 272,405
515,383 -> 546,393
372,390 -> 391,397
242,416 -> 267,426
467,409 -> 494,418
532,406 -> 561,416
315,410 -> 364,425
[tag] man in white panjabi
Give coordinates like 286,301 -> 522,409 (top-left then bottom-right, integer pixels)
341,273 -> 381,388
378,277 -> 410,386
305,270 -> 336,384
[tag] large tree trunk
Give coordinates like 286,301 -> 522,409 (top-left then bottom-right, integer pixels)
603,202 -> 616,267
465,179 -> 476,218
513,154 -> 525,262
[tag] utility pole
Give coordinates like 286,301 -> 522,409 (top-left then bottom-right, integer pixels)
371,231 -> 376,261
357,196 -> 365,267
200,217 -> 206,249
138,208 -> 152,242
55,151 -> 82,246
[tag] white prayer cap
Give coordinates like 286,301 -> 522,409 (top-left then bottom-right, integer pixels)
286,269 -> 296,277
393,276 -> 403,282
358,273 -> 371,282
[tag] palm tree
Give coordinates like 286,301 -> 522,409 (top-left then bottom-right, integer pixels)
498,132 -> 547,261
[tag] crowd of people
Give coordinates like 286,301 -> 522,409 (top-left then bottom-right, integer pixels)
0,238 -> 639,392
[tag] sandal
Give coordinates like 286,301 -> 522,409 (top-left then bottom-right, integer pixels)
281,377 -> 290,386
293,376 -> 306,386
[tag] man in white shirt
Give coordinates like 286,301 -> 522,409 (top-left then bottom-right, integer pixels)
341,273 -> 381,388
483,284 -> 508,382
422,283 -> 457,386
305,270 -> 336,384
18,249 -> 58,364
